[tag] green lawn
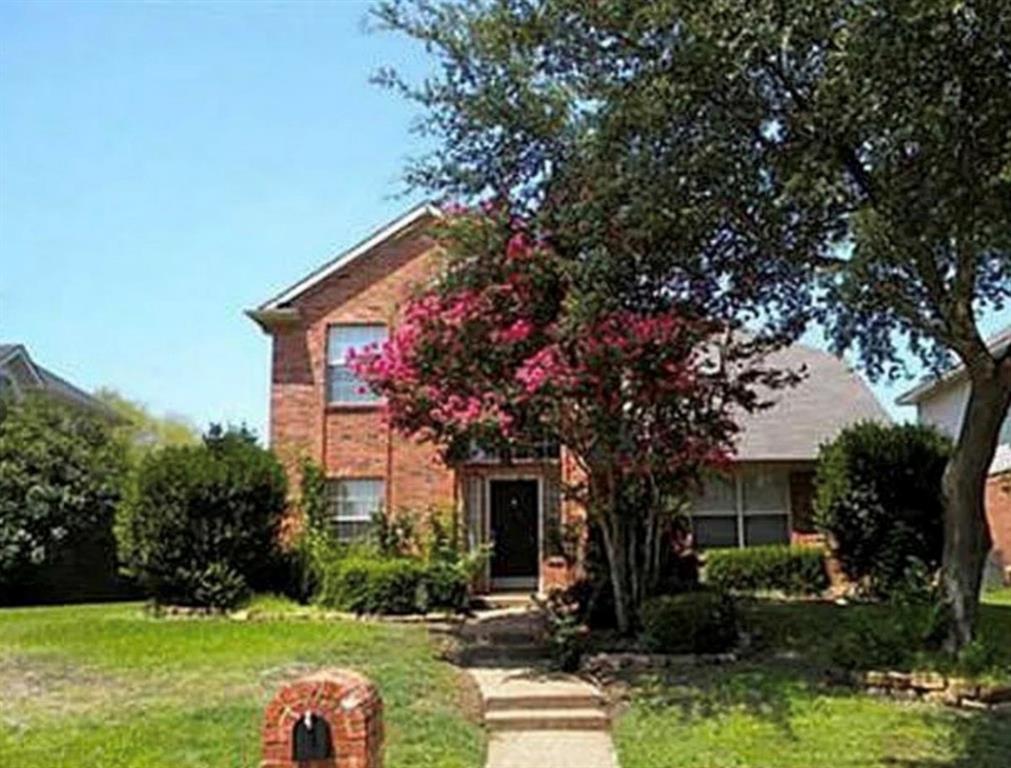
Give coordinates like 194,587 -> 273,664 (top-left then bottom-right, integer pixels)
0,602 -> 484,768
614,593 -> 1011,768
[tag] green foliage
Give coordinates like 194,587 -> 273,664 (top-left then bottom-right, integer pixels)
814,422 -> 951,597
0,394 -> 128,597
311,540 -> 477,615
640,591 -> 738,654
377,0 -> 1011,645
93,387 -> 198,463
116,424 -> 286,608
829,605 -> 929,671
316,554 -> 429,615
704,545 -> 828,596
297,460 -> 484,614
537,588 -> 589,672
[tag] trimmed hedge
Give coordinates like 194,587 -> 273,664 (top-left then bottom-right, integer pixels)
314,554 -> 471,615
703,545 -> 829,596
640,590 -> 738,653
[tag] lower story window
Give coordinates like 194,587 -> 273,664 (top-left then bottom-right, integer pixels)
691,468 -> 791,549
329,478 -> 385,540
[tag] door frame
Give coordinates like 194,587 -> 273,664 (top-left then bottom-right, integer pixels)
484,474 -> 543,593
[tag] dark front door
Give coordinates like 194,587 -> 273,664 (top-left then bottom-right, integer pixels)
489,479 -> 539,588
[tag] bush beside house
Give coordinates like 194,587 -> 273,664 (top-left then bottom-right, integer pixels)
117,425 -> 287,609
704,544 -> 829,596
640,590 -> 738,654
0,394 -> 129,605
298,460 -> 481,614
814,422 -> 951,598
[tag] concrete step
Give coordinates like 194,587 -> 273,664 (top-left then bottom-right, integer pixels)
459,644 -> 549,666
463,631 -> 544,647
484,707 -> 610,731
486,731 -> 618,768
485,692 -> 604,711
480,592 -> 537,609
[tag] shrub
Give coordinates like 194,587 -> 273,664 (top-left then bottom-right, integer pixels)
298,464 -> 484,614
640,590 -> 738,654
312,545 -> 472,615
0,394 -> 128,603
703,545 -> 828,596
117,425 -> 286,609
316,554 -> 428,614
814,422 -> 951,598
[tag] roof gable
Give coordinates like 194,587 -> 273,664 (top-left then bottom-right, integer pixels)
896,325 -> 1011,406
251,202 -> 442,319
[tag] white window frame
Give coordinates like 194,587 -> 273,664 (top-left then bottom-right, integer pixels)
326,323 -> 387,405
692,468 -> 793,549
329,478 -> 385,539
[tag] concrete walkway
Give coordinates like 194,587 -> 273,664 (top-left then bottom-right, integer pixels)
459,600 -> 619,768
471,666 -> 618,768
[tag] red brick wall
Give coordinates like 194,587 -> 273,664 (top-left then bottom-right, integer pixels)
986,471 -> 1011,577
261,669 -> 383,768
267,228 -> 455,521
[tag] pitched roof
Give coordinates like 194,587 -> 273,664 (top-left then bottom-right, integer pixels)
251,202 -> 442,314
734,342 -> 890,461
896,325 -> 1011,406
0,343 -> 117,418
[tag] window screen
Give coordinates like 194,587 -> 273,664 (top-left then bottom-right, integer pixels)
329,478 -> 384,540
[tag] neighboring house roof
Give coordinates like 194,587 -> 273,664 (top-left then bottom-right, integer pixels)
897,325 -> 1011,406
735,342 -> 890,461
0,343 -> 116,418
248,201 -> 442,328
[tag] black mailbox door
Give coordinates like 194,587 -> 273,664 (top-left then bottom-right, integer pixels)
292,713 -> 333,762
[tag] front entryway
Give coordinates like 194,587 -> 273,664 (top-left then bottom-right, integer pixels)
489,479 -> 539,590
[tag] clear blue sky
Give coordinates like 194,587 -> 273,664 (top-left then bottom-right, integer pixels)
1,1 -> 1007,438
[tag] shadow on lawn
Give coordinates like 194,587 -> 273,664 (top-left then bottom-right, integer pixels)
628,659 -> 1011,768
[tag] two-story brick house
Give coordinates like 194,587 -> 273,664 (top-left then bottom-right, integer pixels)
248,203 -> 889,595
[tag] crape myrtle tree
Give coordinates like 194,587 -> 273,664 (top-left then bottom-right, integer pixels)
354,211 -> 784,632
374,0 -> 1011,649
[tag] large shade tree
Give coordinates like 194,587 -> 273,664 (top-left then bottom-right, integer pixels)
375,0 -> 1011,649
354,211 -> 783,631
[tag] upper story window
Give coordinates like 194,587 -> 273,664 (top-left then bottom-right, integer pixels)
326,324 -> 387,405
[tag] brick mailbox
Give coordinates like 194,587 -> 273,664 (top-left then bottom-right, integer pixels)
261,669 -> 383,768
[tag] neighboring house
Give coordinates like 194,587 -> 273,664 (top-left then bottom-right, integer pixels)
897,326 -> 1011,579
248,204 -> 889,593
0,343 -> 113,416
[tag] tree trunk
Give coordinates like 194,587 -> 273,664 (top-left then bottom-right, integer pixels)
940,373 -> 1011,652
599,509 -> 633,634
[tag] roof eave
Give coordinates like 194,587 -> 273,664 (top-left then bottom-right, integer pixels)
246,308 -> 302,334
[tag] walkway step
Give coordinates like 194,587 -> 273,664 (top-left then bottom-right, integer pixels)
485,707 -> 610,731
487,731 -> 618,768
485,692 -> 604,711
459,645 -> 549,666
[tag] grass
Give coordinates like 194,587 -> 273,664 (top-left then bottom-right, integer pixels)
614,594 -> 1011,768
0,602 -> 484,768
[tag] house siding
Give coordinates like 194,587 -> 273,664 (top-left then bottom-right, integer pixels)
985,471 -> 1011,580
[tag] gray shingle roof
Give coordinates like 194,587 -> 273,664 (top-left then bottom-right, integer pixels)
0,342 -> 117,419
734,343 -> 890,461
